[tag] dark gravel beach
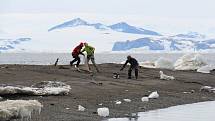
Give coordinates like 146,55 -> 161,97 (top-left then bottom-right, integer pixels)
0,64 -> 215,121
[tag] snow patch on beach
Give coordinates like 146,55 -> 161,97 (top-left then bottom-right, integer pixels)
159,71 -> 175,80
0,81 -> 71,96
0,100 -> 42,121
200,86 -> 215,93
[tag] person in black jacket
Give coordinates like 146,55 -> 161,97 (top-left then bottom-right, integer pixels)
120,55 -> 139,79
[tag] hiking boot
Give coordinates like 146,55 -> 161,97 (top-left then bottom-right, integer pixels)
70,61 -> 73,66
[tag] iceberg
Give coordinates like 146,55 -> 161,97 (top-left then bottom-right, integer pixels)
155,58 -> 174,70
174,54 -> 206,70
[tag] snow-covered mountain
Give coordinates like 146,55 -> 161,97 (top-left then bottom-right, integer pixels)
0,38 -> 31,52
112,37 -> 215,52
48,18 -> 160,36
172,32 -> 206,39
1,16 -> 215,53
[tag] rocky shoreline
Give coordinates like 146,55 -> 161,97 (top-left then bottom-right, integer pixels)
0,64 -> 215,121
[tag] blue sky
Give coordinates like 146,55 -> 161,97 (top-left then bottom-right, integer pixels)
1,0 -> 214,18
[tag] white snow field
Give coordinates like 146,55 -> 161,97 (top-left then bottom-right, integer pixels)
0,100 -> 42,121
0,81 -> 71,96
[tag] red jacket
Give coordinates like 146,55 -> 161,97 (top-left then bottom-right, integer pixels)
72,44 -> 83,56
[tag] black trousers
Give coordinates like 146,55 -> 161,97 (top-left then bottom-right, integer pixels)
70,54 -> 81,67
128,66 -> 138,79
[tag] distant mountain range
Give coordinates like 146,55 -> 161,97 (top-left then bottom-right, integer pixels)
48,18 -> 161,36
1,18 -> 215,53
0,38 -> 31,52
112,37 -> 215,51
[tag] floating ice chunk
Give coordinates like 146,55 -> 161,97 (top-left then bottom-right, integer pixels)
97,107 -> 109,117
141,97 -> 149,102
159,71 -> 175,80
0,81 -> 71,96
155,58 -> 174,70
0,100 -> 42,121
123,99 -> 131,102
174,54 -> 206,70
139,61 -> 155,68
78,105 -> 85,111
115,100 -> 122,105
197,65 -> 215,73
148,91 -> 159,99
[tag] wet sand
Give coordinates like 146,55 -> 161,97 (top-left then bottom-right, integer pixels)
0,64 -> 215,121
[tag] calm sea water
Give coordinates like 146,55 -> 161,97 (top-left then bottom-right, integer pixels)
105,101 -> 215,121
0,53 -> 214,65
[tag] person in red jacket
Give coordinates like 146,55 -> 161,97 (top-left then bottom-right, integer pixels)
70,43 -> 85,67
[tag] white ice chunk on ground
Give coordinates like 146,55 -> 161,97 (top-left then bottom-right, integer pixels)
174,53 -> 207,70
159,71 -> 175,80
155,57 -> 174,70
0,81 -> 71,96
97,107 -> 109,117
78,105 -> 85,111
141,97 -> 149,102
197,65 -> 215,73
139,61 -> 155,68
123,99 -> 131,102
115,100 -> 122,105
148,91 -> 159,99
0,100 -> 42,121
200,86 -> 215,93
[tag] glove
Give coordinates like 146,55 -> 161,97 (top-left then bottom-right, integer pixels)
120,68 -> 123,71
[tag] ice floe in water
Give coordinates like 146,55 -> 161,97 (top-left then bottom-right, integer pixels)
197,65 -> 215,73
174,54 -> 206,70
159,71 -> 175,80
155,58 -> 174,70
97,107 -> 109,117
0,100 -> 42,121
0,81 -> 71,96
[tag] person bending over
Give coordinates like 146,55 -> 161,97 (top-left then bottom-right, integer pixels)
120,55 -> 139,79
